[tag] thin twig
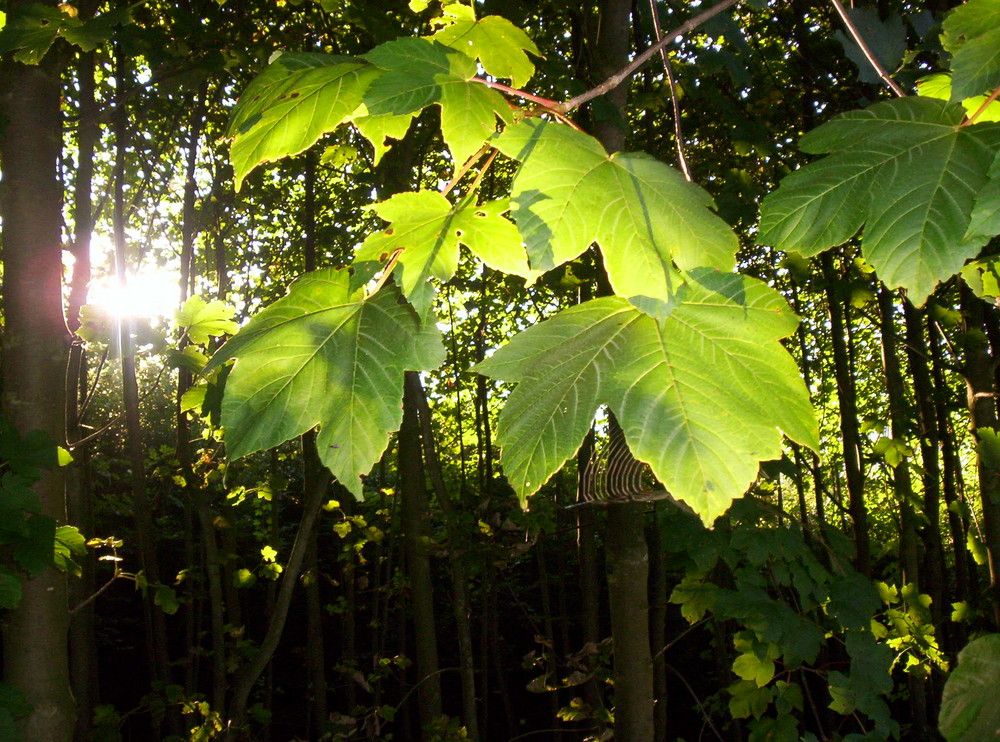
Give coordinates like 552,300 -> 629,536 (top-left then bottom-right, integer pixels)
647,0 -> 692,181
829,0 -> 906,97
663,661 -> 727,742
555,0 -> 741,114
474,78 -> 562,109
71,571 -> 127,615
961,84 -> 1000,127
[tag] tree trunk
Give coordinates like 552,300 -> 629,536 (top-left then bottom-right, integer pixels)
606,501 -> 655,741
66,36 -> 100,742
821,253 -> 871,576
225,441 -> 330,739
959,281 -> 1000,627
399,373 -> 443,729
0,4 -> 75,736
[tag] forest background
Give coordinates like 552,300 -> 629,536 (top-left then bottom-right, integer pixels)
2,0 -> 1000,740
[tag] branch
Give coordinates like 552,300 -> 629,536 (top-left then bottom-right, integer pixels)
647,0 -> 692,181
554,0 -> 741,114
829,0 -> 906,97
962,84 -> 1000,127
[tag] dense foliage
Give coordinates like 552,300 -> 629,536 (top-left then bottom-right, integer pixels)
2,0 -> 1000,740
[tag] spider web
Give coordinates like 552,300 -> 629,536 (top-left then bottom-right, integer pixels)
578,413 -> 670,504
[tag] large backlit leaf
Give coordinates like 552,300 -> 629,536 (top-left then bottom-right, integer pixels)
495,119 -> 738,320
363,37 -> 512,167
939,634 -> 1000,742
356,191 -> 534,317
942,0 -> 1000,102
205,269 -> 445,497
759,97 -> 1000,303
474,272 -> 817,524
430,5 -> 541,87
227,53 -> 380,189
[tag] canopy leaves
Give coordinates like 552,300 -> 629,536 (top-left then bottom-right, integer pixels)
430,4 -> 541,87
496,119 -> 738,320
942,0 -> 1000,101
356,191 -> 534,317
205,269 -> 445,496
759,97 -> 1000,304
474,273 -> 818,524
227,53 -> 380,189
363,37 -> 512,167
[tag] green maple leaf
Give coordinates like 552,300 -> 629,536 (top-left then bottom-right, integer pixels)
759,97 -> 1000,304
355,191 -> 535,317
227,53 -> 381,189
363,37 -> 512,167
205,269 -> 445,497
495,119 -> 738,320
175,296 -> 238,346
940,634 -> 1000,742
352,112 -> 416,165
474,272 -> 817,524
942,0 -> 1000,102
431,5 -> 541,87
968,150 -> 1000,238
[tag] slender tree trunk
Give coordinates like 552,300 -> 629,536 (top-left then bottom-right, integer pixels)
409,375 -> 480,738
959,281 -> 1000,627
821,253 -> 871,576
606,501 -> 655,741
647,504 -> 668,742
66,36 -> 100,742
930,327 -> 972,635
903,302 -> 947,628
876,288 -> 928,734
112,52 -> 176,731
588,1 -> 655,738
399,373 -> 443,729
0,4 -> 75,736
225,444 -> 330,739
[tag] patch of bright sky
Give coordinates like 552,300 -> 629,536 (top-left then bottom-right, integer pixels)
71,232 -> 183,320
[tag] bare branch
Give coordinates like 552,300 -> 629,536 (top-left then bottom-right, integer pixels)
829,0 -> 906,97
648,0 -> 692,181
554,0 -> 741,114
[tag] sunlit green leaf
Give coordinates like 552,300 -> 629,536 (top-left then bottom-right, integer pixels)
228,53 -> 380,189
760,97 -> 1000,304
356,191 -> 534,317
431,8 -> 541,87
363,37 -> 511,167
496,119 -> 737,320
474,273 -> 817,524
206,269 -> 445,497
176,296 -> 238,346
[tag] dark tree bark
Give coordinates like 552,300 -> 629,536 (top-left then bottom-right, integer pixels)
959,281 -> 1000,627
399,373 -> 443,728
66,34 -> 100,742
0,3 -> 75,737
821,253 -> 871,576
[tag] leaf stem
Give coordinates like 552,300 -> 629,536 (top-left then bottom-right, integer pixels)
441,143 -> 493,196
961,84 -> 1000,127
370,248 -> 405,295
474,78 -> 561,109
555,0 -> 741,114
647,0 -> 692,181
828,0 -> 906,98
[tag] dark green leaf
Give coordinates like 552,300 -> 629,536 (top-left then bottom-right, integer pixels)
940,634 -> 1000,742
